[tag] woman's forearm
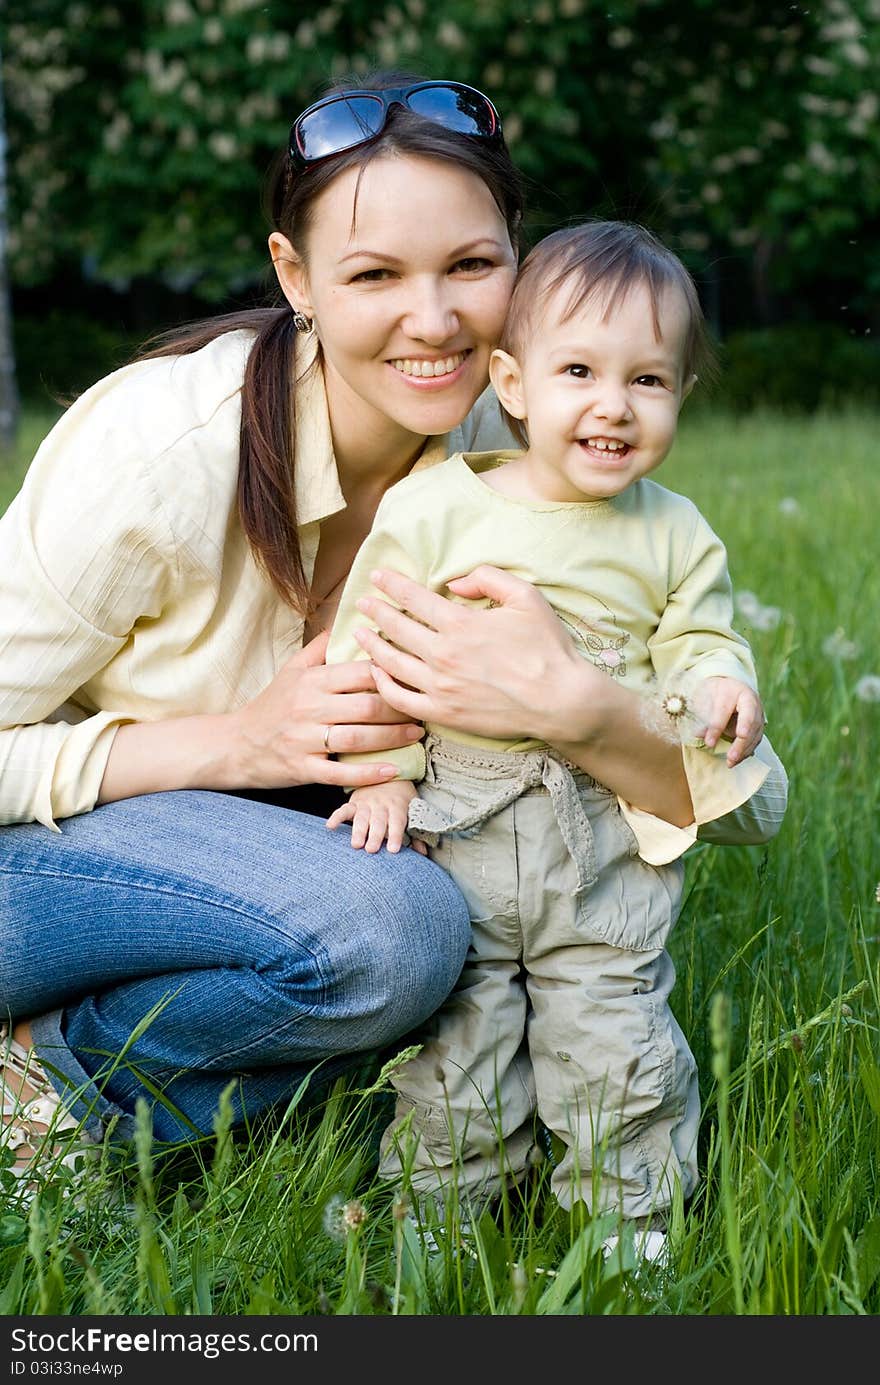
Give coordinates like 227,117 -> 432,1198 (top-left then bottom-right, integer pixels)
539,662 -> 695,827
98,714 -> 243,803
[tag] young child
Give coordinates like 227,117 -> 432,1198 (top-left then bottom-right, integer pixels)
324,220 -> 771,1258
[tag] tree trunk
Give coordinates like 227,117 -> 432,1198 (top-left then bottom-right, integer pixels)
0,52 -> 20,448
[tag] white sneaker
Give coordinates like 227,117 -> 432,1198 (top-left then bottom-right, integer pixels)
406,1214 -> 476,1259
601,1225 -> 669,1267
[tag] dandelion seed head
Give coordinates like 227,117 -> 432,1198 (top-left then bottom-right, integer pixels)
322,1194 -> 347,1241
322,1194 -> 367,1240
750,605 -> 782,632
855,674 -> 880,702
822,627 -> 860,661
734,590 -> 783,631
735,590 -> 761,618
778,497 -> 801,515
638,693 -> 686,746
642,672 -> 706,746
662,693 -> 687,719
341,1199 -> 367,1233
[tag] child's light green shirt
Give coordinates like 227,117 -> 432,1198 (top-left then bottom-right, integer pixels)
328,450 -> 775,864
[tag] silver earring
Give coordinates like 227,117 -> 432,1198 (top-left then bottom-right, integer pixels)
292,310 -> 312,334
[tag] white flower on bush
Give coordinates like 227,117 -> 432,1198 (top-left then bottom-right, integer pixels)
854,675 -> 880,703
822,627 -> 860,660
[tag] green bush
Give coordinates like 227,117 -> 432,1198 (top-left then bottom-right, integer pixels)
13,311 -> 136,405
716,324 -> 880,413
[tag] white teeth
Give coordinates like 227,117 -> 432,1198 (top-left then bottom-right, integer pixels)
391,353 -> 465,377
585,437 -> 626,451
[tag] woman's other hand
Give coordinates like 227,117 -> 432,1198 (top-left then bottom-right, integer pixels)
348,565 -> 696,828
351,566 -> 589,744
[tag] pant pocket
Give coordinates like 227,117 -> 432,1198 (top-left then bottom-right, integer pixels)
574,791 -> 685,951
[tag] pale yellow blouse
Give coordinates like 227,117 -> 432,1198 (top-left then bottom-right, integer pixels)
0,328 -> 787,859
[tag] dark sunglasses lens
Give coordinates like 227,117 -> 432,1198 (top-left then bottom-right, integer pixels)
407,85 -> 497,136
296,95 -> 385,161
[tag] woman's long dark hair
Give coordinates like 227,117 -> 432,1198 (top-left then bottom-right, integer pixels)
139,71 -> 525,611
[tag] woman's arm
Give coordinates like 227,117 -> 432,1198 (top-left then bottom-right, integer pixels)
350,565 -> 786,843
97,633 -> 421,806
350,565 -> 694,822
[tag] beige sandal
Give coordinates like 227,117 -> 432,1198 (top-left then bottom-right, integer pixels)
1,1021 -> 92,1203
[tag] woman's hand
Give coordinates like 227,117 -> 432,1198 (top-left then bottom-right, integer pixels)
348,565 -> 695,828
229,630 -> 424,789
351,566 -> 589,744
99,630 -> 423,804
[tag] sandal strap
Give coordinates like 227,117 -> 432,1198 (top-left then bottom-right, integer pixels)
1,1023 -> 79,1135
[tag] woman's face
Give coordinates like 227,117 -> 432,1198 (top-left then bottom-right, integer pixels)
271,154 -> 518,451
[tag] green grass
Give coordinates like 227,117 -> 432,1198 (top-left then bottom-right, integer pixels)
1,407 -> 878,1315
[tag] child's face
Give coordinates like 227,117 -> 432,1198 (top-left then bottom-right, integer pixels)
491,278 -> 695,503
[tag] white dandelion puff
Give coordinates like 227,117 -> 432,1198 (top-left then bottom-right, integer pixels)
854,674 -> 880,703
662,693 -> 688,719
639,672 -> 708,747
735,590 -> 783,631
822,627 -> 861,660
778,497 -> 801,516
322,1194 -> 346,1241
749,605 -> 782,632
341,1199 -> 367,1233
322,1194 -> 368,1241
735,590 -> 761,618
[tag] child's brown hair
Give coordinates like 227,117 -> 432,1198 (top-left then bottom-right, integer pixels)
498,219 -> 716,446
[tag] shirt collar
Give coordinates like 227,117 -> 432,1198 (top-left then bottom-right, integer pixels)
292,332 -> 453,526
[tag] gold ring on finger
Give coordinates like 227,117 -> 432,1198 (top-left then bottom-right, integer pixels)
323,724 -> 333,753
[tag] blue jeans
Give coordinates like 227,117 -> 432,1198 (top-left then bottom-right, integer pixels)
0,791 -> 470,1143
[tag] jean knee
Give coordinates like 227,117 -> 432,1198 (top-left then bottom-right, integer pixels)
350,851 -> 470,1038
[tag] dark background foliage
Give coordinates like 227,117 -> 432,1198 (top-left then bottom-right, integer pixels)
3,0 -> 877,408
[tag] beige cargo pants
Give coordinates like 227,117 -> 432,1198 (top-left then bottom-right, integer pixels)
378,735 -> 700,1220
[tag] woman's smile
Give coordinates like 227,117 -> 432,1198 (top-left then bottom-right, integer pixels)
388,349 -> 471,385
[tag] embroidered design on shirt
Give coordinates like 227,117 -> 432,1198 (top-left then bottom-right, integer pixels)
556,602 -> 630,678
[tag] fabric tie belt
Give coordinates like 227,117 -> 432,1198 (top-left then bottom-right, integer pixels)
407,734 -> 601,893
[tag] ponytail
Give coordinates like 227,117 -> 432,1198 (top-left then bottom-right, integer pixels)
136,307 -> 310,610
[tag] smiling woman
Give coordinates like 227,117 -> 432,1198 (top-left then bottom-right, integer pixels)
268,153 -> 517,480
0,69 -> 786,1205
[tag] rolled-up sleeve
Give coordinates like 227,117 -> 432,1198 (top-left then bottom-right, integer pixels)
0,384 -> 177,829
619,735 -> 786,865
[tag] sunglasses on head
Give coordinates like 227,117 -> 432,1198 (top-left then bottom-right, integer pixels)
289,81 -> 503,170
